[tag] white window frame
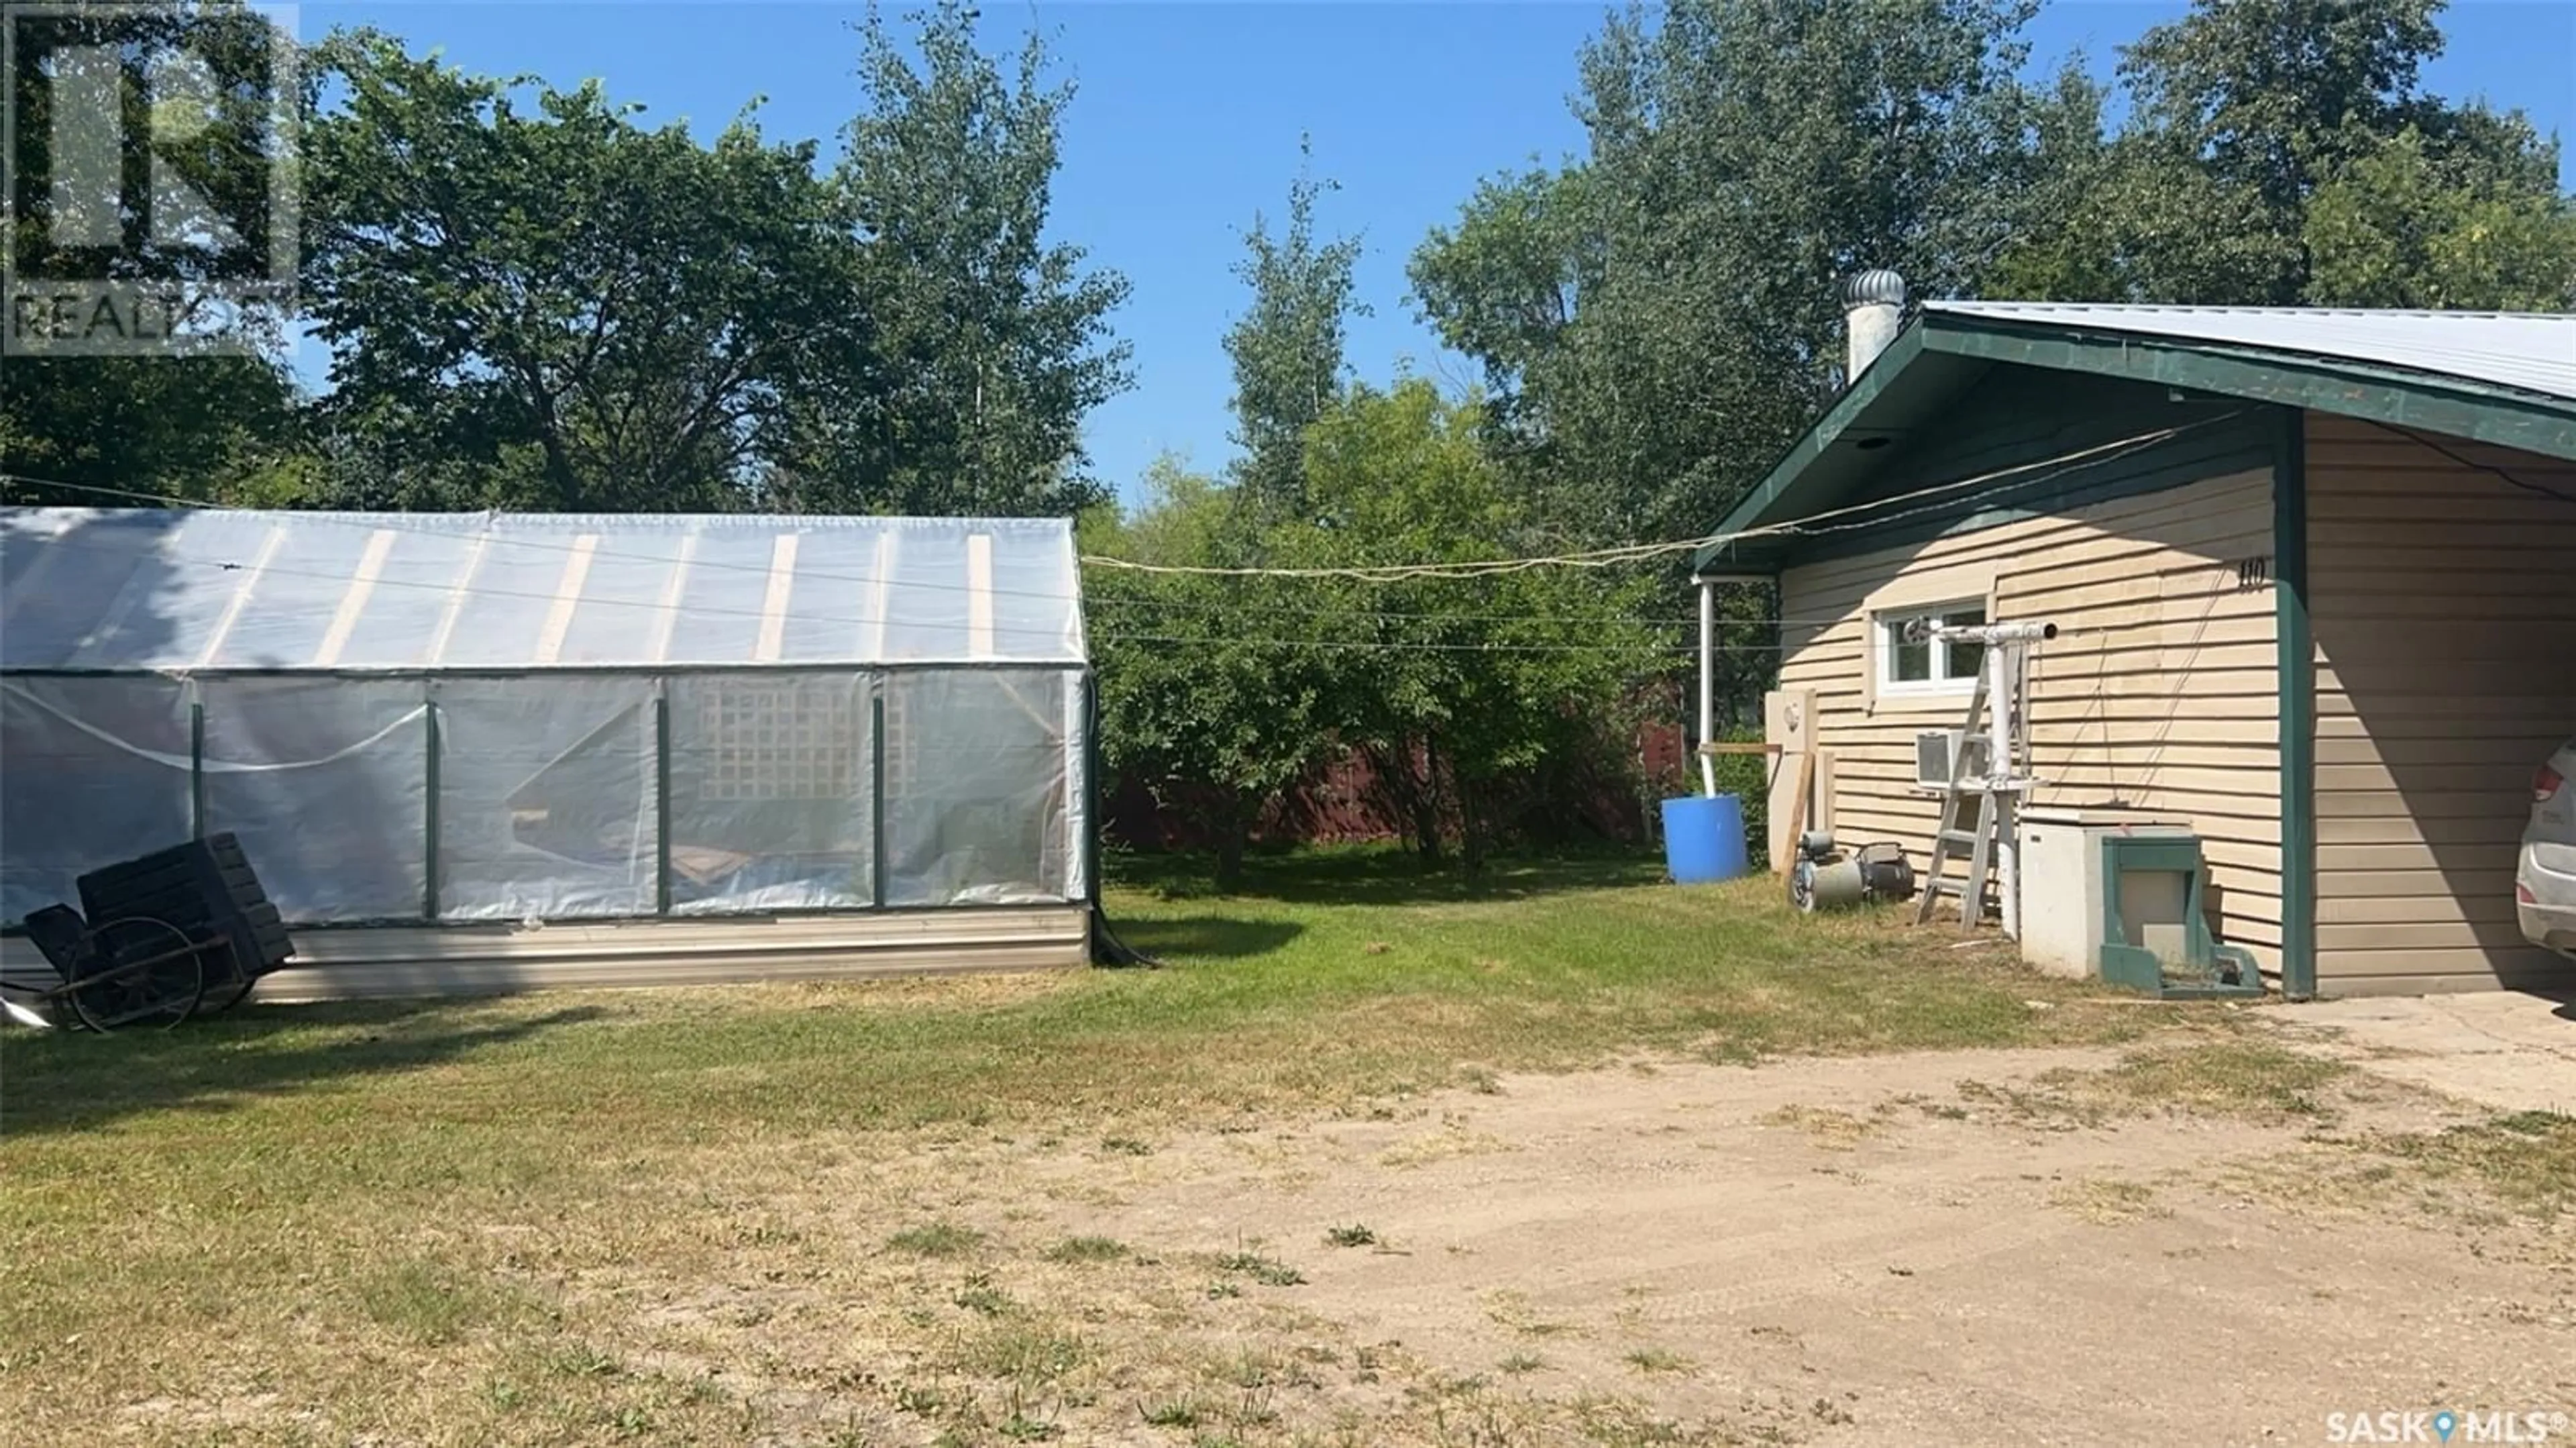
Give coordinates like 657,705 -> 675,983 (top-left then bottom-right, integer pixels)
1872,599 -> 1988,699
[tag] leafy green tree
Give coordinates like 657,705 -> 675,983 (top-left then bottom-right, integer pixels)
1409,0 -> 2071,749
1086,460 -> 1333,885
1407,166 -> 1594,454
1996,0 -> 2576,307
1222,142 -> 1366,517
2122,0 -> 2441,223
1986,125 -> 2300,305
300,32 -> 858,512
2306,126 -> 2576,309
1,356 -> 307,505
784,1 -> 1131,517
1,1 -> 311,505
1413,0 -> 2070,551
1282,380 -> 1664,872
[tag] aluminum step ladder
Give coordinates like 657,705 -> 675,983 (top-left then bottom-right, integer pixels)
1914,668 -> 1998,931
1917,788 -> 1996,931
1910,620 -> 2055,935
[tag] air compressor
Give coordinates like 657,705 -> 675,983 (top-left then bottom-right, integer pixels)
1788,832 -> 1916,913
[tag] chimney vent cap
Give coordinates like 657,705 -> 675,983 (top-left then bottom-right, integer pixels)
1842,269 -> 1907,307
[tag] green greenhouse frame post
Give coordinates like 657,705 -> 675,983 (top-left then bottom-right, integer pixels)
423,701 -> 442,920
1081,670 -> 1101,909
655,692 -> 674,917
871,687 -> 890,908
189,700 -> 206,839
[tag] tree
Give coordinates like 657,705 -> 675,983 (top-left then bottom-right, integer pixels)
1,1 -> 311,505
1407,0 -> 2074,747
1406,166 -> 1594,450
0,356 -> 308,505
1086,460 -> 1333,886
1986,112 -> 2301,305
2122,0 -> 2442,223
2305,126 -> 2576,309
1994,0 -> 2576,308
299,32 -> 857,512
1281,380 -> 1663,872
1222,142 -> 1365,517
786,1 -> 1132,517
1412,0 -> 2072,551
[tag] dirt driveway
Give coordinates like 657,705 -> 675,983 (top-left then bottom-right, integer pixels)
572,1027 -> 2575,1447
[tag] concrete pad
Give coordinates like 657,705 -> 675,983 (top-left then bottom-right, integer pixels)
2275,991 -> 2576,1116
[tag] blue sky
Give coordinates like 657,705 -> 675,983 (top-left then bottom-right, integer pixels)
294,1 -> 2576,505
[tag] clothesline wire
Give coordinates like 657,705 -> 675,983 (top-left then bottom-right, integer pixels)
3,536 -> 1764,657
1,471 -> 1809,627
1,532 -> 2124,670
0,413 -> 2233,606
4,529 -> 2138,661
1081,413 -> 2241,580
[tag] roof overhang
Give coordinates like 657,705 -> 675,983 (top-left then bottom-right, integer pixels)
1693,309 -> 2576,574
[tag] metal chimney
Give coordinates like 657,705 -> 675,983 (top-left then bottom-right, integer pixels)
1842,269 -> 1907,382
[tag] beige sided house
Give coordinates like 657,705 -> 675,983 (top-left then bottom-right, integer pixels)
1697,289 -> 2576,998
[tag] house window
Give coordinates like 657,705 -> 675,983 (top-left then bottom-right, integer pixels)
1875,601 -> 1988,696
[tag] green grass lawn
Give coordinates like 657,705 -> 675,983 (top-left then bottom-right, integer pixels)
6,850 -> 2169,1147
0,848 -> 2207,1445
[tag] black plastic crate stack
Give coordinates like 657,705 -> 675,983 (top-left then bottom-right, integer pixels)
76,833 -> 295,982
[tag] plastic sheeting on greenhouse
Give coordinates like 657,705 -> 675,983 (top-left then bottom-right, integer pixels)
0,510 -> 1089,926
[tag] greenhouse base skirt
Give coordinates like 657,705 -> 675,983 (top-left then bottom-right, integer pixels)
1,906 -> 1088,1005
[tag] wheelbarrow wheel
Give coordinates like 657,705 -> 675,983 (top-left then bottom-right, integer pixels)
68,916 -> 204,1033
185,933 -> 255,1016
198,966 -> 256,1017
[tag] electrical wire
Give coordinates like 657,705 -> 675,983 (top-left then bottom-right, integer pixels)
1714,415 -> 2249,546
1,528 -> 2112,664
2383,424 -> 2576,507
2,469 -> 1865,629
1082,414 -> 2244,581
1,533 -> 1750,657
3,412 -> 2240,599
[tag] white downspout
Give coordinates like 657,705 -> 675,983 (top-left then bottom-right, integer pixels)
1697,577 -> 1717,798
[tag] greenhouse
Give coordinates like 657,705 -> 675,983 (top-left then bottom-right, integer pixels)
0,509 -> 1093,991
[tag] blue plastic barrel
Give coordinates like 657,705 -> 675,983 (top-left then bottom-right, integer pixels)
1662,795 -> 1750,884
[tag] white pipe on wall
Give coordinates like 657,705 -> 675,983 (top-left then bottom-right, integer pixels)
1697,578 -> 1717,798
1988,640 -> 2019,940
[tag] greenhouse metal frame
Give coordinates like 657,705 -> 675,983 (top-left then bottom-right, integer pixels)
0,511 -> 1093,979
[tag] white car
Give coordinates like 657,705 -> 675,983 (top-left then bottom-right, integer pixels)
2518,739 -> 2576,957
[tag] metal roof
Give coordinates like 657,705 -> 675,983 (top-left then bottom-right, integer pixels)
0,510 -> 1087,673
1926,302 -> 2576,403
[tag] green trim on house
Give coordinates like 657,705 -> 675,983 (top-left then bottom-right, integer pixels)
1695,311 -> 2576,574
1930,321 -> 2576,464
2273,411 -> 2318,1000
1788,394 -> 2275,568
1701,325 -> 1932,552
